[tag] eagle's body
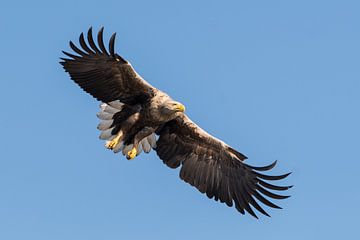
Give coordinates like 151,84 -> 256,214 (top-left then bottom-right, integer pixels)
60,27 -> 291,218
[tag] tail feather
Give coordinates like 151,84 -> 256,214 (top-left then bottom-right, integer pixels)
100,103 -> 119,114
108,100 -> 124,110
96,101 -> 157,158
97,120 -> 113,130
137,144 -> 143,155
97,101 -> 122,140
147,133 -> 157,148
141,138 -> 152,153
96,111 -> 113,120
99,128 -> 114,140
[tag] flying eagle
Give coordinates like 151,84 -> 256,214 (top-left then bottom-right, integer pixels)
60,27 -> 291,218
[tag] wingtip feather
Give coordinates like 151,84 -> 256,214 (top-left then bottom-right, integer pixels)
109,32 -> 116,56
97,27 -> 109,55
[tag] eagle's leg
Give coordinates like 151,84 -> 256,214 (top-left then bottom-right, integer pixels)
105,130 -> 123,150
126,127 -> 155,160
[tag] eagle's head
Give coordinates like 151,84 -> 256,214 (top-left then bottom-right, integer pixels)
161,100 -> 186,119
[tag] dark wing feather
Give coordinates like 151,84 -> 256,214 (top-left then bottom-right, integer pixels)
155,114 -> 291,218
60,27 -> 155,104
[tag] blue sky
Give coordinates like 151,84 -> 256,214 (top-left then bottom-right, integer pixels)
1,0 -> 359,239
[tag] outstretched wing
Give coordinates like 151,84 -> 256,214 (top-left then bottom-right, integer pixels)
155,114 -> 292,218
60,27 -> 156,105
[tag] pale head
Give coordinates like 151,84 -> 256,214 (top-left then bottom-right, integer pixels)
160,100 -> 186,117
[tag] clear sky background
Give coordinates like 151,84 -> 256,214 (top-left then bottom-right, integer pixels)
1,0 -> 359,239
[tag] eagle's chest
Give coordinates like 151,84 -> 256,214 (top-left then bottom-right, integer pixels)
141,100 -> 171,124
138,107 -> 165,127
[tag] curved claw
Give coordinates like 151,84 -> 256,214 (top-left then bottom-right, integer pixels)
105,140 -> 117,150
127,148 -> 137,160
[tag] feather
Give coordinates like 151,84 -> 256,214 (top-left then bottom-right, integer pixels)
61,27 -> 155,104
256,185 -> 290,199
254,172 -> 292,181
62,51 -> 81,59
99,103 -> 107,111
69,41 -> 87,56
147,133 -> 157,148
108,100 -> 124,110
251,190 -> 281,209
154,114 -> 291,218
100,104 -> 119,114
257,179 -> 293,191
99,128 -> 114,140
97,120 -> 113,130
141,138 -> 151,153
136,144 -> 143,155
109,33 -> 116,56
97,27 -> 109,55
246,160 -> 277,171
96,111 -> 113,120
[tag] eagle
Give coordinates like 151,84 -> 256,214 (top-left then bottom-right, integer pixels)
60,27 -> 291,218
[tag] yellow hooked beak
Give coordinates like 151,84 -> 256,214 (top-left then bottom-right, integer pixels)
174,103 -> 186,112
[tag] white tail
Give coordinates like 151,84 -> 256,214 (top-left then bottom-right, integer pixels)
96,100 -> 157,157
97,120 -> 113,131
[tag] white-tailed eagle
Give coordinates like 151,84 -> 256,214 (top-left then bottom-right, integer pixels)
60,27 -> 292,218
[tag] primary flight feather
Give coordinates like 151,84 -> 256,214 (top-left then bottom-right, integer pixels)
60,27 -> 292,218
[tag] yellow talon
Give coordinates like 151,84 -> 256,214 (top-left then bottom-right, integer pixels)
105,139 -> 117,149
105,132 -> 122,150
126,147 -> 137,160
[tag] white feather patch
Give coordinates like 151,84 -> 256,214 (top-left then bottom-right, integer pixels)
99,128 -> 114,140
141,138 -> 151,153
136,144 -> 143,155
100,103 -> 107,111
96,112 -> 113,120
97,120 -> 113,130
105,105 -> 119,114
147,133 -> 157,148
100,103 -> 119,114
109,100 -> 124,110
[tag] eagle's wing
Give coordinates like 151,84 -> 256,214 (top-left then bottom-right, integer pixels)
60,27 -> 156,105
155,114 -> 292,218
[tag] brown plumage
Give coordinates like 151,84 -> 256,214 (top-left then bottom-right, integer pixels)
60,27 -> 292,218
